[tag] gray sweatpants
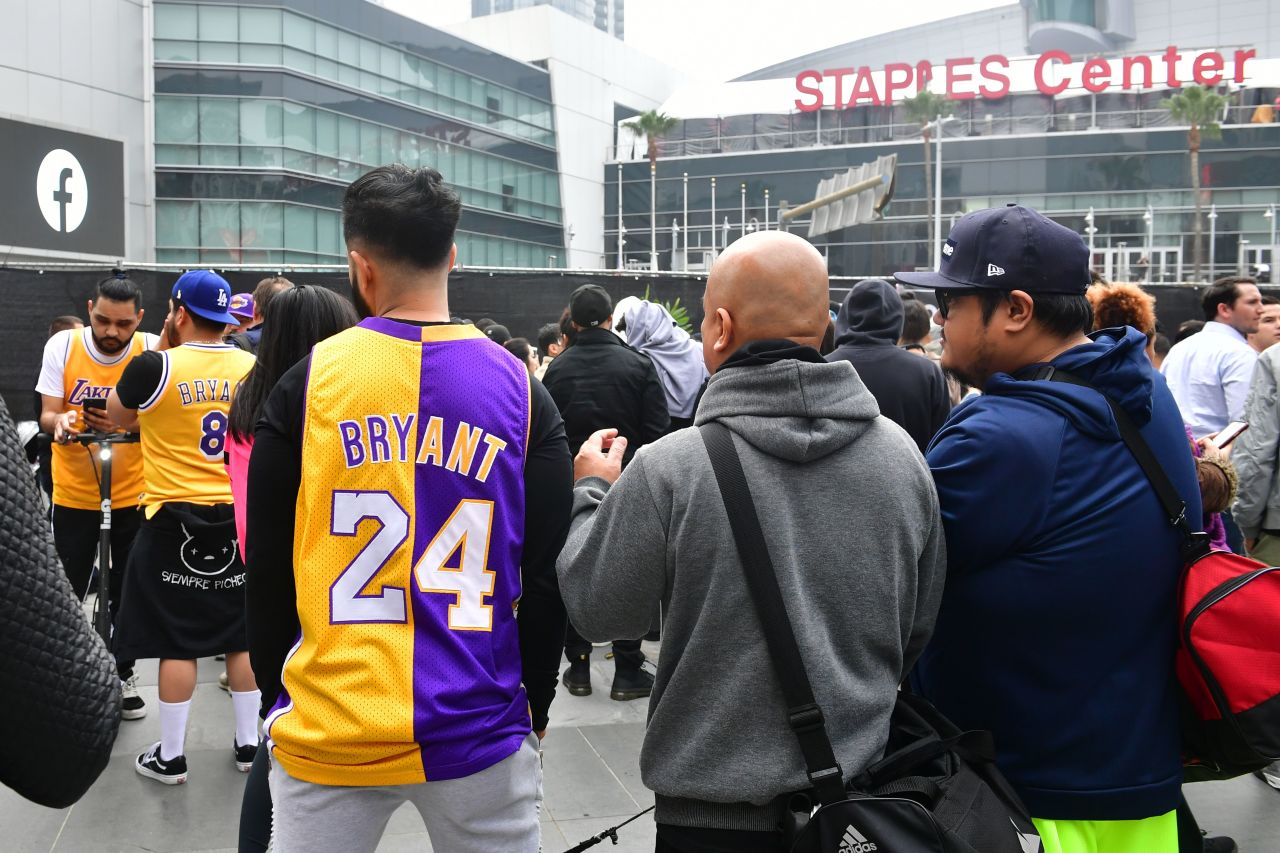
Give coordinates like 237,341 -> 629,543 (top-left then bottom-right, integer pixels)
268,732 -> 543,853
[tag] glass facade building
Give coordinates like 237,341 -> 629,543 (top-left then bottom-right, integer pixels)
471,0 -> 623,40
153,0 -> 566,267
609,116 -> 1280,281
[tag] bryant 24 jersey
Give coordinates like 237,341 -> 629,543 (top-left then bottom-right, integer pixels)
266,319 -> 533,787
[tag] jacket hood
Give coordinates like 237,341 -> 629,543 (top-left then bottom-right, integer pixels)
835,279 -> 903,347
983,326 -> 1156,440
695,358 -> 880,463
623,301 -> 708,419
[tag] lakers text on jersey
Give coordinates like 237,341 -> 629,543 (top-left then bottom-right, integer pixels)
52,329 -> 149,509
266,320 -> 532,787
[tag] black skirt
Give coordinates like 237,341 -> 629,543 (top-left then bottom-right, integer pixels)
114,501 -> 247,660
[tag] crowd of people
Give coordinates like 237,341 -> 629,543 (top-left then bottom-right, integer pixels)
9,166 -> 1279,853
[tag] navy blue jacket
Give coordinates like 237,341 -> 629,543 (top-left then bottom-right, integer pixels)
911,327 -> 1200,821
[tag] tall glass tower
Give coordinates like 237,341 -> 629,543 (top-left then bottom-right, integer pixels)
471,0 -> 623,40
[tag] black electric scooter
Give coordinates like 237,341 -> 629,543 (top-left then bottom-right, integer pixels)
72,431 -> 140,642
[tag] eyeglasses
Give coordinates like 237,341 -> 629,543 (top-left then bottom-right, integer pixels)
935,290 -> 959,320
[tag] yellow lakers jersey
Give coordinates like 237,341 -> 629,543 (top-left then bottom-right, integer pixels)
266,320 -> 532,787
52,329 -> 149,510
136,342 -> 256,516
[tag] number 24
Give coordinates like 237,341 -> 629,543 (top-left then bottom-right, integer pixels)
329,491 -> 496,631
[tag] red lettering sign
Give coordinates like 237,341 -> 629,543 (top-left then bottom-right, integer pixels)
945,57 -> 975,100
794,69 -> 822,112
978,54 -> 1010,99
1193,51 -> 1224,85
1034,50 -> 1070,96
789,46 -> 1259,109
1081,57 -> 1110,93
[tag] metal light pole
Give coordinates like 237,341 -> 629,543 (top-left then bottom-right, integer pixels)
682,172 -> 689,268
710,176 -> 717,253
934,112 -> 943,271
1208,204 -> 1218,280
1266,204 -> 1277,265
1144,205 -> 1154,265
649,160 -> 658,271
764,188 -> 770,232
740,183 -> 747,240
1084,206 -> 1097,257
616,163 -> 624,270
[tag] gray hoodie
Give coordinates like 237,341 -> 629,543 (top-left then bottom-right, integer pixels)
557,353 -> 945,831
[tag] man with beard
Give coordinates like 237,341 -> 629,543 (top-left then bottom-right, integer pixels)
107,270 -> 258,785
245,165 -> 570,852
896,206 -> 1207,853
36,274 -> 158,721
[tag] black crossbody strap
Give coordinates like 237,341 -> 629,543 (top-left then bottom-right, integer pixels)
1030,365 -> 1209,560
699,422 -> 846,806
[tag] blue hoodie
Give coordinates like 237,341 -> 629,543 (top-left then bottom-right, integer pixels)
911,326 -> 1200,821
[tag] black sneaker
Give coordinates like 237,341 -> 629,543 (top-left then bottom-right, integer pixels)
562,656 -> 591,696
610,666 -> 654,701
135,742 -> 187,785
121,673 -> 147,720
1203,837 -> 1238,853
234,740 -> 258,773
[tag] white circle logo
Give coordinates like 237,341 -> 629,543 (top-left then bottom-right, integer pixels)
36,149 -> 88,234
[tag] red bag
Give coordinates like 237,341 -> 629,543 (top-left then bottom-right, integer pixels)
1030,366 -> 1280,781
1177,550 -> 1280,781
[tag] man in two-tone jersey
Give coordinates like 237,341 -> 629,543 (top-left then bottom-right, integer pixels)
108,270 -> 259,786
246,165 -> 571,853
36,274 -> 158,720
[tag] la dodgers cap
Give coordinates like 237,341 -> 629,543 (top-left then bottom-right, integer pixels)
172,270 -> 239,325
895,204 -> 1090,295
570,284 -> 613,328
228,292 -> 255,320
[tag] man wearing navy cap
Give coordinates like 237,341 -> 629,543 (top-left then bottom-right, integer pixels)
108,270 -> 259,786
898,206 -> 1209,852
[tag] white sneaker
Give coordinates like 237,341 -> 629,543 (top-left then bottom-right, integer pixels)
121,673 -> 147,720
1256,760 -> 1280,790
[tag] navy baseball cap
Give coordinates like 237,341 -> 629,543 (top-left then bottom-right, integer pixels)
171,270 -> 238,325
895,204 -> 1090,295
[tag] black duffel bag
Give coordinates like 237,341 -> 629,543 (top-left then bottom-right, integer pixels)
702,423 -> 1042,853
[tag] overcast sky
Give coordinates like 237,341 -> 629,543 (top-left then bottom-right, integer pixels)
381,0 -> 1012,83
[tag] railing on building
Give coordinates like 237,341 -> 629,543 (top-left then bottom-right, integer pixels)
610,103 -> 1274,161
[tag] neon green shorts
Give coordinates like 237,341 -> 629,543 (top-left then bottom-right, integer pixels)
1032,809 -> 1178,853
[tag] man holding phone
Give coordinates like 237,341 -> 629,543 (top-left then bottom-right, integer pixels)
35,274 -> 158,720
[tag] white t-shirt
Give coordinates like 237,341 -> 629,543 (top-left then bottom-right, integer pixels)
35,327 -> 160,399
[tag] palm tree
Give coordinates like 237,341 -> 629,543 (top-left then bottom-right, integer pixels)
622,110 -> 680,270
901,90 -> 954,267
1164,85 -> 1227,280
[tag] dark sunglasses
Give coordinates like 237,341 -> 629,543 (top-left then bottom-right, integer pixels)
935,290 -> 959,320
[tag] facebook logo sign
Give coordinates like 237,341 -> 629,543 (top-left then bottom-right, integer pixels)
36,149 -> 88,234
0,117 -> 123,256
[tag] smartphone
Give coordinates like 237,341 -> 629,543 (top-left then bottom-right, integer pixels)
82,396 -> 107,412
1215,421 -> 1249,448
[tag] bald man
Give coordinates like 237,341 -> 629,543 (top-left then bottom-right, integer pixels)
557,231 -> 946,852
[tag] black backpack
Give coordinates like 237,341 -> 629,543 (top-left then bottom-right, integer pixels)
701,422 -> 1043,853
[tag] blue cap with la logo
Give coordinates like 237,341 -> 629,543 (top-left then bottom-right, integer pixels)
171,269 -> 238,325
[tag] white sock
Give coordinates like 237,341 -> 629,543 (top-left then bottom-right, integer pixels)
230,689 -> 262,749
158,699 -> 192,761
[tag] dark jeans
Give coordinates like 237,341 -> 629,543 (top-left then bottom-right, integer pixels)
238,744 -> 272,853
52,503 -> 141,676
656,824 -> 784,853
565,622 -> 645,671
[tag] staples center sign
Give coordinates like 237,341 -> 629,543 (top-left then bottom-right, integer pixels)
793,47 -> 1258,110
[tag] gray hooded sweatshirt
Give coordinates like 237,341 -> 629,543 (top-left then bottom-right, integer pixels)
557,352 -> 946,831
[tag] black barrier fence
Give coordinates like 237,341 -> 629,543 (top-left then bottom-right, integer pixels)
0,265 -> 1245,421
